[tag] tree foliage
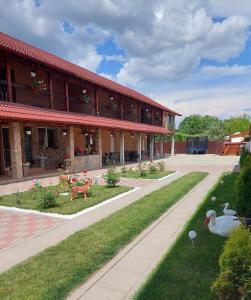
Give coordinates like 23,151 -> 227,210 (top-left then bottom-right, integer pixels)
223,114 -> 250,136
178,114 -> 224,140
178,114 -> 250,140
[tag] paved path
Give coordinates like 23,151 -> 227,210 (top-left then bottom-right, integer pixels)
0,210 -> 64,249
0,155 -> 238,277
67,170 -> 222,300
0,171 -> 183,273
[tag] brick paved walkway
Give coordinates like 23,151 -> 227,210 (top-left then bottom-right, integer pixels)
0,210 -> 64,249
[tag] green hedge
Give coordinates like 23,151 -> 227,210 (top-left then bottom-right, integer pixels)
236,163 -> 251,218
212,226 -> 251,300
239,149 -> 251,169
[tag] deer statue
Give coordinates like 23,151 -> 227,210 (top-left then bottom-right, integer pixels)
59,173 -> 72,189
71,178 -> 93,200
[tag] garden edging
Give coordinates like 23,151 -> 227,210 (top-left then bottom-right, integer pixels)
0,187 -> 140,220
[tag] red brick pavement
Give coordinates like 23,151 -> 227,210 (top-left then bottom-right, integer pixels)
0,210 -> 64,249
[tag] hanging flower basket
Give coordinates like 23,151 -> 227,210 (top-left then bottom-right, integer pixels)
145,110 -> 151,120
129,105 -> 137,119
32,79 -> 40,93
81,94 -> 90,103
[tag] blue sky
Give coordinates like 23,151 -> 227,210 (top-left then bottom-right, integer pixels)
0,0 -> 251,119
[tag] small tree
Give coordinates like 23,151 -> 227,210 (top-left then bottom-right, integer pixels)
236,163 -> 251,217
104,166 -> 120,187
212,226 -> 251,300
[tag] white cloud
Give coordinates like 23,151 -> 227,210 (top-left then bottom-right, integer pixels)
155,86 -> 251,119
201,64 -> 251,76
208,0 -> 251,19
0,0 -> 251,119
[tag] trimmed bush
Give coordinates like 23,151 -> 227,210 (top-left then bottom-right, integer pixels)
38,188 -> 57,209
157,161 -> 165,171
149,163 -> 158,174
239,150 -> 251,169
212,226 -> 251,300
104,166 -> 120,187
138,162 -> 147,177
236,164 -> 251,217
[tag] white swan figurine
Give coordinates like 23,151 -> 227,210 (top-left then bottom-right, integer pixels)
222,203 -> 237,216
205,210 -> 241,237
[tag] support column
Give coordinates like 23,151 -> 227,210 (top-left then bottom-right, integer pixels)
95,88 -> 99,115
120,131 -> 125,165
65,81 -> 69,112
49,73 -> 54,109
137,133 -> 142,161
149,134 -> 154,161
9,122 -> 23,179
66,126 -> 74,171
6,59 -> 13,102
160,138 -> 164,158
97,128 -> 102,168
171,136 -> 175,156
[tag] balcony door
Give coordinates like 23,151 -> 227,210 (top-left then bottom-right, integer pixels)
1,127 -> 11,171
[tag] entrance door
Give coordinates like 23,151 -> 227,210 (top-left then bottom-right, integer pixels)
24,128 -> 32,163
1,127 -> 11,169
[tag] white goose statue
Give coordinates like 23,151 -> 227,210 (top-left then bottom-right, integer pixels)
222,203 -> 237,216
205,210 -> 241,237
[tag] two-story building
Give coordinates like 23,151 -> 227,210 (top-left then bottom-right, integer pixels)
0,32 -> 180,180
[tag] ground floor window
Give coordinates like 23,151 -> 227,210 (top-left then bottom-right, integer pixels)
38,128 -> 58,149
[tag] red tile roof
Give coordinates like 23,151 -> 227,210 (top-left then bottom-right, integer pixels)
0,102 -> 172,134
0,32 -> 181,116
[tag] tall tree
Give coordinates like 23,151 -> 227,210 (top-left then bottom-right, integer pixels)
179,114 -> 223,137
223,114 -> 251,135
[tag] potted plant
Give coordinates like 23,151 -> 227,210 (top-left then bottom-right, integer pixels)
22,161 -> 30,177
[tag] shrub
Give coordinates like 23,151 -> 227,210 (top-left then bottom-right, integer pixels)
149,163 -> 158,174
104,166 -> 120,187
239,150 -> 251,169
138,162 -> 147,177
121,166 -> 127,174
212,226 -> 251,300
236,164 -> 251,217
157,161 -> 165,171
37,188 -> 57,209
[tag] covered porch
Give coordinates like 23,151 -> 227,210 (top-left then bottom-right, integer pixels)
0,102 -> 170,181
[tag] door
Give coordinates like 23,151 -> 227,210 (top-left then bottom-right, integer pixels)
24,128 -> 33,163
1,127 -> 11,169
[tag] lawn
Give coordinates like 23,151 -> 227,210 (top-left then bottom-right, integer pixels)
0,172 -> 207,300
135,172 -> 239,300
121,170 -> 174,179
0,185 -> 131,215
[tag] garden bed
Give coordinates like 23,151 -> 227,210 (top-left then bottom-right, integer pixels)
121,170 -> 174,179
0,172 -> 207,300
0,185 -> 131,215
135,172 -> 239,300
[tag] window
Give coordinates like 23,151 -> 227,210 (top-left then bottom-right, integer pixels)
166,115 -> 175,131
38,128 -> 58,149
47,128 -> 57,148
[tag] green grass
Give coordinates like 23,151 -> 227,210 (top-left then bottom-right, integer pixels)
0,172 -> 207,300
135,172 -> 239,300
0,185 -> 131,215
121,170 -> 174,179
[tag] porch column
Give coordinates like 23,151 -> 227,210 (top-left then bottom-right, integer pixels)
160,138 -> 164,158
98,128 -> 102,168
149,134 -> 154,161
9,122 -> 23,179
137,133 -> 142,161
171,136 -> 175,156
120,131 -> 125,165
67,126 -> 74,171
